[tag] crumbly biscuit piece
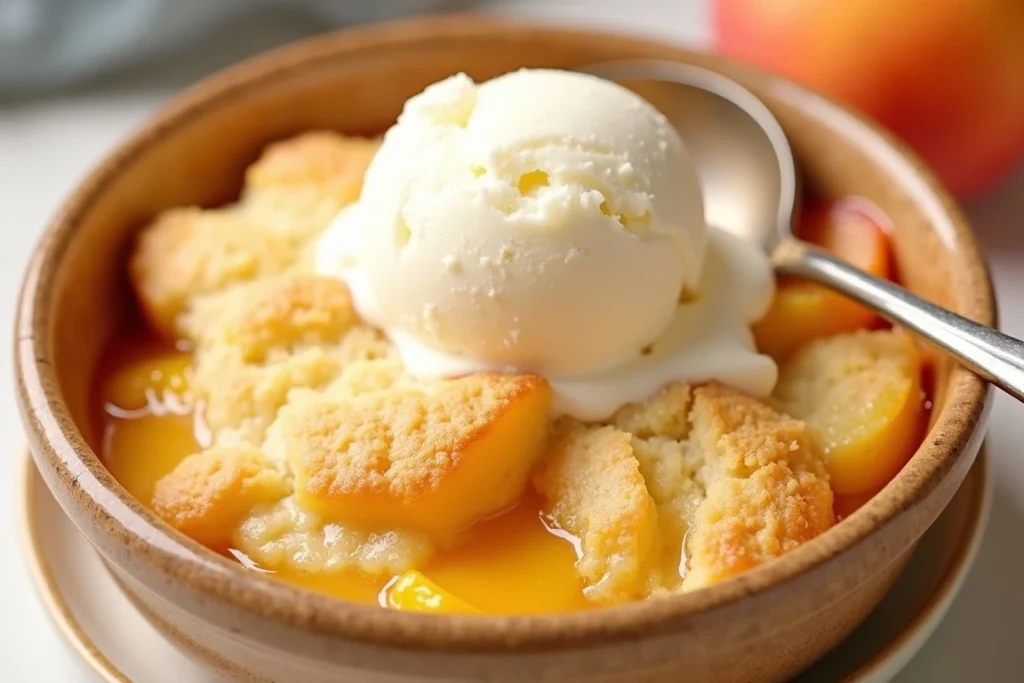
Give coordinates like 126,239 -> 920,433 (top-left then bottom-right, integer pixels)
322,356 -> 407,400
186,275 -> 387,444
535,382 -> 833,602
685,462 -> 833,590
328,325 -> 397,367
151,445 -> 289,550
239,133 -> 380,245
195,274 -> 356,362
773,329 -> 924,494
237,186 -> 350,249
129,208 -> 293,337
245,132 -> 379,196
630,436 -> 703,591
232,276 -> 354,361
130,133 -> 377,340
264,373 -> 551,539
683,385 -> 834,589
193,331 -> 397,447
689,383 -> 825,480
611,382 -> 692,440
197,348 -> 343,447
236,498 -> 433,576
532,422 -> 659,604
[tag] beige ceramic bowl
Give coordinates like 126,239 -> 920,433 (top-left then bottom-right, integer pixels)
16,16 -> 994,683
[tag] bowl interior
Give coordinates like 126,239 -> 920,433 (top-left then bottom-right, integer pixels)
21,18 -> 992,648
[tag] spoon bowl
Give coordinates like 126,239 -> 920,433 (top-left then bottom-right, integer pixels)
584,60 -> 797,249
588,58 -> 1024,404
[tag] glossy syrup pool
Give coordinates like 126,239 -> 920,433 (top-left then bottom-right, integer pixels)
92,327 -> 590,614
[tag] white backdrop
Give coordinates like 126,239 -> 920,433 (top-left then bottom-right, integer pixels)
2,1 -> 1022,681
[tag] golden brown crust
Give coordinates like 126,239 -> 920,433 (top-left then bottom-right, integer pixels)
200,274 -> 356,363
151,445 -> 290,550
196,348 -> 342,446
265,373 -> 552,538
185,274 -> 379,444
191,327 -> 396,447
245,132 -> 379,196
683,385 -> 833,590
235,185 -> 349,248
689,383 -> 824,480
239,133 -> 380,246
532,422 -> 659,604
533,383 -> 833,603
684,462 -> 834,589
286,373 -> 547,500
129,208 -> 293,337
130,133 -> 378,341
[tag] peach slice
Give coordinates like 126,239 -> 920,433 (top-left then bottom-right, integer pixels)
102,412 -> 200,505
384,571 -> 481,615
753,201 -> 892,361
267,373 -> 552,540
774,329 -> 925,495
102,349 -> 193,412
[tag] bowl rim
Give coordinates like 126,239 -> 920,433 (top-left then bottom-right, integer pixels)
15,14 -> 994,653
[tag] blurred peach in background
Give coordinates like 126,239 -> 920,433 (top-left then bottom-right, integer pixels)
714,0 -> 1024,198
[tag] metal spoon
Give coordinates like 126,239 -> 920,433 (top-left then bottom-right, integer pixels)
583,59 -> 1024,402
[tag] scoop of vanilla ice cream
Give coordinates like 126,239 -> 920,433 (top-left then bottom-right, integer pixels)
318,69 -> 707,377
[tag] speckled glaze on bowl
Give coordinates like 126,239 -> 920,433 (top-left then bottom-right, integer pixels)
15,16 -> 993,683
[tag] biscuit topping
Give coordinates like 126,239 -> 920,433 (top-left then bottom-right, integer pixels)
109,129 -> 921,613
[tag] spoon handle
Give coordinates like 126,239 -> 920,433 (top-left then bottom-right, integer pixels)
775,239 -> 1023,401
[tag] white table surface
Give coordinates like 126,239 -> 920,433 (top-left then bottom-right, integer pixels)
2,1 -> 1022,681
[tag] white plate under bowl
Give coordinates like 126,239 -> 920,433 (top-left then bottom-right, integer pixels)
19,449 -> 991,683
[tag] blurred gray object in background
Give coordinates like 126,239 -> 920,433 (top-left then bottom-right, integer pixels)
0,0 -> 447,93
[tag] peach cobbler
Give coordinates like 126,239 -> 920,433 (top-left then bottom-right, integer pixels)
96,69 -> 926,614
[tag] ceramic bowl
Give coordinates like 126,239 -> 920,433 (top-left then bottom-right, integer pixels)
15,16 -> 993,683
